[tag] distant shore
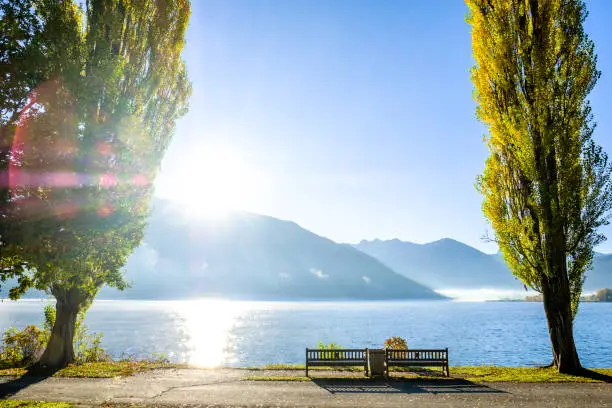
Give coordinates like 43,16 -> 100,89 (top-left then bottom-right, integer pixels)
523,288 -> 612,303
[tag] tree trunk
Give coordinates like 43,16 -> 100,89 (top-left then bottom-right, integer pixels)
542,278 -> 582,374
37,292 -> 80,368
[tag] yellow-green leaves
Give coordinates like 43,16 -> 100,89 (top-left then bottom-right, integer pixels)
467,0 -> 612,372
467,0 -> 609,298
468,0 -> 612,328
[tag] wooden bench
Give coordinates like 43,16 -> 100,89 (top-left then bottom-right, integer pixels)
305,348 -> 368,377
385,348 -> 449,377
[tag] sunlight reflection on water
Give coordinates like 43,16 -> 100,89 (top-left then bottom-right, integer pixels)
1,299 -> 611,367
177,299 -> 248,366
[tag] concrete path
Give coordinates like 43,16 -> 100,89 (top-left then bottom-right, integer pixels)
1,368 -> 611,407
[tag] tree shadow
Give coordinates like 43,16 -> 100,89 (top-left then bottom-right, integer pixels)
0,366 -> 59,398
388,367 -> 448,377
311,378 -> 506,395
576,369 -> 612,383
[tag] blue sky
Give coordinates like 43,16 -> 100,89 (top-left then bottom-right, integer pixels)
155,0 -> 612,253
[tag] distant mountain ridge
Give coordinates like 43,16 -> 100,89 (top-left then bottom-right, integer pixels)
93,199 -> 443,300
3,198 -> 610,300
355,238 -> 612,291
355,238 -> 521,290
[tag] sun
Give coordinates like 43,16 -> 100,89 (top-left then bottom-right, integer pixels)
161,145 -> 264,219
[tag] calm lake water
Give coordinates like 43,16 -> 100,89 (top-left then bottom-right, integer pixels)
0,299 -> 610,367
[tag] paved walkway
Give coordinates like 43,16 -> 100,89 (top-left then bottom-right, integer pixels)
1,369 -> 611,407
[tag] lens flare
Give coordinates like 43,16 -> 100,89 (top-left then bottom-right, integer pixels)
5,79 -> 152,220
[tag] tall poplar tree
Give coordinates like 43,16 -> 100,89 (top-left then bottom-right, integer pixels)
467,0 -> 612,373
0,0 -> 191,367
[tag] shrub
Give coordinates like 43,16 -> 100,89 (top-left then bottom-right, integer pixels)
384,336 -> 408,350
317,341 -> 342,350
75,331 -> 110,363
149,352 -> 170,364
0,304 -> 109,368
42,304 -> 55,341
0,325 -> 46,367
317,342 -> 342,359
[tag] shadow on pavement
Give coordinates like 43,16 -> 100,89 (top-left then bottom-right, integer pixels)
0,366 -> 58,398
312,378 -> 507,395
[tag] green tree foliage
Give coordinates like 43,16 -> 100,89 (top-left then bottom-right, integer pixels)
467,0 -> 612,373
0,0 -> 191,367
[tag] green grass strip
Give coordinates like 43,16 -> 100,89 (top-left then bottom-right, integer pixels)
0,361 -> 185,378
0,402 -> 71,408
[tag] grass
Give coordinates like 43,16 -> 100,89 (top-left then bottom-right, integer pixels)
379,366 -> 612,383
0,402 -> 71,408
259,363 -> 306,370
447,366 -> 612,383
1,361 -> 611,383
0,367 -> 27,377
248,366 -> 612,383
0,361 -> 185,378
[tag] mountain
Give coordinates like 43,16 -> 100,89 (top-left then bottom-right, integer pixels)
92,199 -> 443,300
355,238 -> 611,291
587,255 -> 612,291
355,238 -> 521,290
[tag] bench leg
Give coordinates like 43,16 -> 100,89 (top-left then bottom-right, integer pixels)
306,364 -> 309,377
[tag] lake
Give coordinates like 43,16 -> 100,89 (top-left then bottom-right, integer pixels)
0,299 -> 610,367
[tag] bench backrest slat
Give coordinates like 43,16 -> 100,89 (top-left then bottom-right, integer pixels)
306,348 -> 366,361
386,349 -> 448,361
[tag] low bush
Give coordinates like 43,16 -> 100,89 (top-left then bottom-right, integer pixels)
317,341 -> 342,350
0,303 -> 109,367
0,325 -> 46,367
149,352 -> 170,363
384,336 -> 408,350
316,341 -> 342,359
